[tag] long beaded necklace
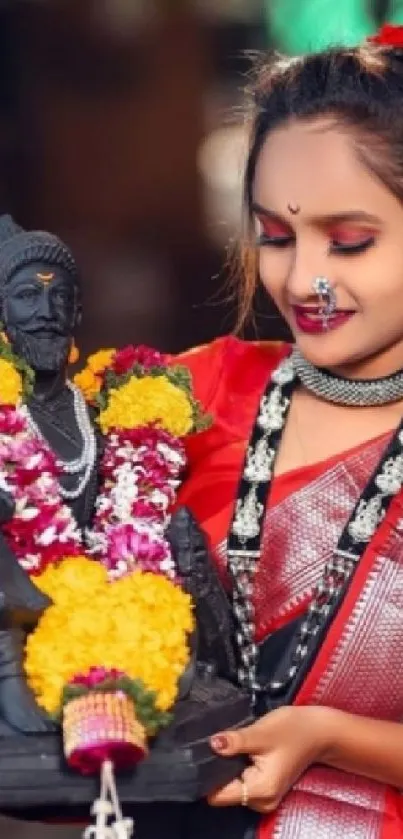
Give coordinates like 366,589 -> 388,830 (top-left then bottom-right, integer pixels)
24,381 -> 97,501
227,351 -> 403,702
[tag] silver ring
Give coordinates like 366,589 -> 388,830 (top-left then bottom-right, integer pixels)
240,775 -> 249,807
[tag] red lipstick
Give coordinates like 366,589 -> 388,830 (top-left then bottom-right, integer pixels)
293,306 -> 354,334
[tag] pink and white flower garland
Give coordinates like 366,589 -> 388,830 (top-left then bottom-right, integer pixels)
0,387 -> 188,580
0,406 -> 82,575
85,427 -> 186,579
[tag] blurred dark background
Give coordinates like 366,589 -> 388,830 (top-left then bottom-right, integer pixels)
0,0 -> 395,356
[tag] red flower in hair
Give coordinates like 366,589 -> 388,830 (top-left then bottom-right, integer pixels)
368,24 -> 403,47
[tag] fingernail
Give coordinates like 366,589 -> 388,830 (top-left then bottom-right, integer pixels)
211,734 -> 229,751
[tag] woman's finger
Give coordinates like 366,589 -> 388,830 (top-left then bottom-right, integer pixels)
210,717 -> 273,757
208,777 -> 244,807
208,761 -> 274,808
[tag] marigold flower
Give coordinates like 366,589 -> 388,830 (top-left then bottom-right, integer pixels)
73,368 -> 102,402
0,359 -> 22,406
98,376 -> 193,437
87,348 -> 116,375
25,558 -> 193,716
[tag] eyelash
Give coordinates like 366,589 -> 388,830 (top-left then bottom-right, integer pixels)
256,233 -> 376,255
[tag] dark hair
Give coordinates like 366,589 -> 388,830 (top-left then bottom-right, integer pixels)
237,42 -> 403,327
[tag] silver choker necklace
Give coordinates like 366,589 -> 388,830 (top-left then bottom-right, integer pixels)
292,347 -> 403,407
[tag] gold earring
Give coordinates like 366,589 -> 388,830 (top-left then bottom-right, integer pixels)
68,341 -> 79,364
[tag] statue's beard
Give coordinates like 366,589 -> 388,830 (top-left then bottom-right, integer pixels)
8,329 -> 70,373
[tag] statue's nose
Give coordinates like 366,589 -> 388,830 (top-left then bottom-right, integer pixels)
36,290 -> 52,319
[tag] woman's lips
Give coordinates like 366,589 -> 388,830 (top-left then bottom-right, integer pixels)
292,305 -> 355,334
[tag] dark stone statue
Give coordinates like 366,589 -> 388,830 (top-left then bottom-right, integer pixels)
0,215 -> 99,736
0,216 -> 251,812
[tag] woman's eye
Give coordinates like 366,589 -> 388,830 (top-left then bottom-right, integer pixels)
256,217 -> 294,247
328,226 -> 376,255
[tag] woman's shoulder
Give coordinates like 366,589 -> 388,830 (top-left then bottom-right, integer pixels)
174,335 -> 291,410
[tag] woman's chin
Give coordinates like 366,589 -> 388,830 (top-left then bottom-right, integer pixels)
292,332 -> 361,373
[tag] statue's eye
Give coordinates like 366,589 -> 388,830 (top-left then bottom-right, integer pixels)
52,289 -> 72,306
16,287 -> 38,301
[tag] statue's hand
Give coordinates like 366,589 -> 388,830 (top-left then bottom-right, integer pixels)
0,628 -> 56,734
168,507 -> 237,682
0,488 -> 50,616
0,488 -> 15,525
168,505 -> 216,580
0,534 -> 51,619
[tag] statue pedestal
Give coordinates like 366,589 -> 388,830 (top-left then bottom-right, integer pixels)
0,675 -> 253,809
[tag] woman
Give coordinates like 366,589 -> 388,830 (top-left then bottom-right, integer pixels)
172,22 -> 403,839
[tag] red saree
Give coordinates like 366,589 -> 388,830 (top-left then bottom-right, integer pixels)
175,336 -> 403,839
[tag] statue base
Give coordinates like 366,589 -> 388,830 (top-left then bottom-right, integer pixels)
0,674 -> 253,809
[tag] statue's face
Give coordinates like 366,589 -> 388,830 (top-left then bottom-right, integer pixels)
2,261 -> 79,373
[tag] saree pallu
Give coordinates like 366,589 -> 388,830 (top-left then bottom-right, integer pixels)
176,336 -> 403,839
257,465 -> 403,839
212,433 -> 403,839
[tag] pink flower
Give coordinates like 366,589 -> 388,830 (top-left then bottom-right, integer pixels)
0,407 -> 26,434
69,667 -> 126,689
130,499 -> 164,522
106,523 -> 171,573
112,426 -> 184,454
112,345 -> 166,375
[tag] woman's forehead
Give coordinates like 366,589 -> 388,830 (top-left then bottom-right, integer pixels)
252,119 -> 394,217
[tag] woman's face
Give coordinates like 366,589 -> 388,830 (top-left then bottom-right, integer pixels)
252,117 -> 403,376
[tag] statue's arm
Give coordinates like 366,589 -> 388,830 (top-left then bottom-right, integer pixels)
168,507 -> 237,683
0,489 -> 55,734
0,488 -> 50,616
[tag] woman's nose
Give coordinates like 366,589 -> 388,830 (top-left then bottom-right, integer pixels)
286,246 -> 328,303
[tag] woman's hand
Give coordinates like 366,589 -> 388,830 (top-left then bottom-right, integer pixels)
208,705 -> 332,814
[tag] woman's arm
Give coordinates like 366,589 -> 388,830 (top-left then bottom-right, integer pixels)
322,706 -> 403,789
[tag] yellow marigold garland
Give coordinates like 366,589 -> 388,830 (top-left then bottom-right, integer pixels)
25,558 -> 194,717
0,358 -> 22,406
73,350 -> 116,402
33,555 -> 107,608
98,376 -> 194,436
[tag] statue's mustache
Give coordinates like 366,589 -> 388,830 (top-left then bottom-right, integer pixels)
19,324 -> 67,338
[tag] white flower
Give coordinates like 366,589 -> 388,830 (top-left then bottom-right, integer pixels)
0,473 -> 11,494
58,519 -> 81,543
19,505 -> 40,521
96,496 -> 113,514
158,442 -> 186,470
19,553 -> 41,570
85,529 -> 108,555
149,488 -> 170,512
25,453 -> 43,470
37,526 -> 57,546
